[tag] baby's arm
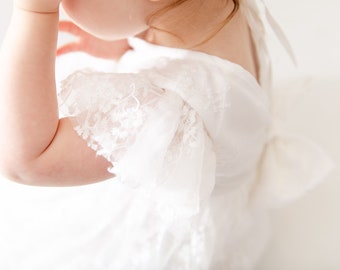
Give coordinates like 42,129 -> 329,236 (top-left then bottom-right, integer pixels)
0,1 -> 112,186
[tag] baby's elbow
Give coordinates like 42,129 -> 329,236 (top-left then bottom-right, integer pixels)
0,161 -> 38,186
0,164 -> 24,184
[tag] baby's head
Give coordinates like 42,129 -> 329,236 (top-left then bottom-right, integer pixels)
62,0 -> 239,45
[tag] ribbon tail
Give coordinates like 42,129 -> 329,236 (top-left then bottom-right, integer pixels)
262,1 -> 297,65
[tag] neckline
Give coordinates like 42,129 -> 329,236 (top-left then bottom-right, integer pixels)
127,37 -> 262,88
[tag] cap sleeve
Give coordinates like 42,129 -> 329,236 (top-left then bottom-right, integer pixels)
58,70 -> 216,218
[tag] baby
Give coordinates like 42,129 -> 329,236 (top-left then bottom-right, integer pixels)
0,0 -> 333,269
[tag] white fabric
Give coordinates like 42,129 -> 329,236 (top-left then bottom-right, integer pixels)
57,34 -> 332,270
0,1 -> 334,269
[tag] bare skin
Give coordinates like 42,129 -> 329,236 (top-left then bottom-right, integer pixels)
0,0 -> 258,186
57,21 -> 132,60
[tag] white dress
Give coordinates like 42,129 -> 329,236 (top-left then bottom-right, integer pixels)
0,1 -> 334,269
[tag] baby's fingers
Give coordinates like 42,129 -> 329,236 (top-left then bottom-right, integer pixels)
58,21 -> 85,36
57,42 -> 82,56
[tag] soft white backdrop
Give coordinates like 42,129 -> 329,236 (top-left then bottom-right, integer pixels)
255,1 -> 340,269
1,1 -> 339,269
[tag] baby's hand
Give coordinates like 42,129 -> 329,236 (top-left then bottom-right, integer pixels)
14,0 -> 62,13
57,21 -> 131,60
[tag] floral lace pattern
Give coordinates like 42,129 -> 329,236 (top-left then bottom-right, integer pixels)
58,68 -> 218,219
59,70 -> 164,163
165,103 -> 201,164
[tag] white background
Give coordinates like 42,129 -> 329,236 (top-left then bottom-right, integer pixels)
1,1 -> 340,269
256,1 -> 340,269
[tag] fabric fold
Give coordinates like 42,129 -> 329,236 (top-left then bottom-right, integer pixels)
253,117 -> 335,208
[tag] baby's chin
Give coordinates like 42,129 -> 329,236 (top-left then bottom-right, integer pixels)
61,4 -> 147,41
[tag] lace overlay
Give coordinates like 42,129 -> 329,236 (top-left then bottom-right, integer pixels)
165,104 -> 200,163
141,58 -> 232,123
59,70 -> 165,164
59,69 -> 216,218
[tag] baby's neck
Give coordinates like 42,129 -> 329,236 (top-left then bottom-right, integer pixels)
143,1 -> 259,82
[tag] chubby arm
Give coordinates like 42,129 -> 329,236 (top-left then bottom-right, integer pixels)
0,2 -> 112,186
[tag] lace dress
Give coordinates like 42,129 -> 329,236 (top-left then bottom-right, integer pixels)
0,1 -> 334,270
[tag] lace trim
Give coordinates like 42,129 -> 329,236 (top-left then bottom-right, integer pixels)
59,70 -> 164,164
